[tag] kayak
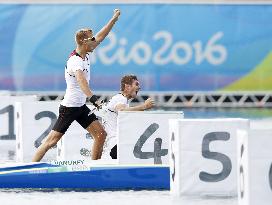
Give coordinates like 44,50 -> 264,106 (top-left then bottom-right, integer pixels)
0,162 -> 170,190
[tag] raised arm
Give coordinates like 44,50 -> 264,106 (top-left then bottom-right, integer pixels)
93,9 -> 121,49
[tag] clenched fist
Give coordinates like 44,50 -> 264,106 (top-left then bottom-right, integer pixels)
113,9 -> 121,20
144,98 -> 155,110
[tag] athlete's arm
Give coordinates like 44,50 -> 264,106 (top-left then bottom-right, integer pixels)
75,70 -> 93,97
115,98 -> 155,112
93,9 -> 121,49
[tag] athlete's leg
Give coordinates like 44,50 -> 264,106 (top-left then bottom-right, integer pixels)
86,120 -> 107,160
32,130 -> 63,162
101,136 -> 117,159
32,105 -> 74,162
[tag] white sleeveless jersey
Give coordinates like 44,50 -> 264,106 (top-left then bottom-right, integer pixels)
102,93 -> 131,137
61,50 -> 91,107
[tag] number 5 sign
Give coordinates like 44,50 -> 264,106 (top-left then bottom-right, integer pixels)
169,119 -> 249,196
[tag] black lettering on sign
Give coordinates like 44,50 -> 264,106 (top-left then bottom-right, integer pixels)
34,111 -> 57,148
0,105 -> 15,140
269,163 -> 272,191
171,132 -> 176,182
240,165 -> 244,198
239,144 -> 245,199
199,132 -> 232,182
133,123 -> 168,164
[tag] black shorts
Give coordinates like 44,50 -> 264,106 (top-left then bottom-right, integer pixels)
110,144 -> 117,159
52,104 -> 98,134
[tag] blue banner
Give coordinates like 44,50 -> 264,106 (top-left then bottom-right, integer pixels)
0,4 -> 271,91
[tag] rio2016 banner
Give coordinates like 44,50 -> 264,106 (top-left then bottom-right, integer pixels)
0,4 -> 271,91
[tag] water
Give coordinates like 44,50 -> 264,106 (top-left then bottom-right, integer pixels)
1,108 -> 271,205
0,190 -> 237,205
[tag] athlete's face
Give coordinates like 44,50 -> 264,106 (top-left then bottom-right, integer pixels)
84,31 -> 96,52
127,80 -> 140,99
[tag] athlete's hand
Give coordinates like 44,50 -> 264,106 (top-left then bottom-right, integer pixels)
95,99 -> 105,110
113,9 -> 121,20
143,98 -> 155,110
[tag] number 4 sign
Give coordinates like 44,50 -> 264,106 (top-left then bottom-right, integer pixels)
118,111 -> 183,164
